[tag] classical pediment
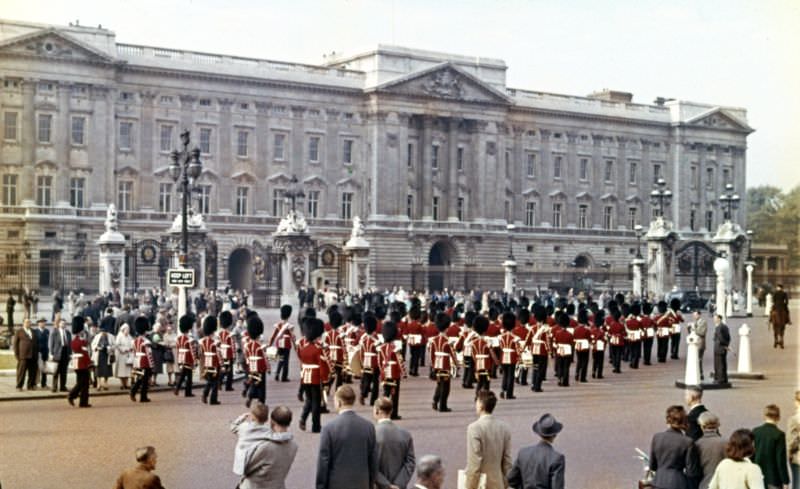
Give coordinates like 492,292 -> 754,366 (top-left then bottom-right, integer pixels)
0,28 -> 117,65
685,108 -> 753,133
369,62 -> 511,105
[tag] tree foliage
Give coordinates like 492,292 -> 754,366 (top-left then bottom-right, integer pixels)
747,185 -> 800,267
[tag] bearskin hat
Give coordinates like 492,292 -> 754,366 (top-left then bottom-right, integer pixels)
657,300 -> 668,314
363,313 -> 378,334
518,307 -> 530,325
630,303 -> 642,316
305,317 -> 324,341
246,315 -> 264,339
134,316 -> 149,336
71,315 -> 85,335
533,304 -> 548,323
577,309 -> 589,325
178,314 -> 195,334
501,312 -> 516,331
594,310 -> 606,327
669,298 -> 682,312
642,302 -> 653,315
382,321 -> 398,343
408,306 -> 421,321
435,312 -> 451,332
557,311 -> 570,328
329,310 -> 343,329
473,315 -> 489,335
464,310 -> 477,328
280,304 -> 293,320
202,315 -> 218,337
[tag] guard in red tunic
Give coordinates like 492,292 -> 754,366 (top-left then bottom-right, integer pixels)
244,315 -> 270,407
378,321 -> 404,420
456,311 -> 478,389
668,298 -> 684,360
174,314 -> 197,397
358,313 -> 381,406
625,303 -> 643,369
654,301 -> 672,363
573,309 -> 592,383
199,315 -> 221,405
590,310 -> 607,379
217,310 -> 235,391
324,310 -> 346,390
130,316 -> 154,403
530,305 -> 551,392
498,312 -> 520,399
268,304 -> 294,382
297,317 -> 329,433
422,310 -> 439,379
640,302 -> 655,365
607,309 -> 626,374
553,313 -> 574,387
404,306 -> 425,377
67,316 -> 92,408
512,308 -> 531,386
471,315 -> 497,396
429,312 -> 457,412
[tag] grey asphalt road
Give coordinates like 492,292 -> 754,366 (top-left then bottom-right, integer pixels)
0,308 -> 796,489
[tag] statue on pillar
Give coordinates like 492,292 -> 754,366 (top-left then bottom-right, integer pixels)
105,204 -> 119,232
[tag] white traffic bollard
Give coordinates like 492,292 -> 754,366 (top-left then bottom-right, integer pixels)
730,323 -> 765,380
684,331 -> 701,386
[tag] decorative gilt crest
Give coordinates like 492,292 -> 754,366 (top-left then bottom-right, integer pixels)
422,70 -> 463,99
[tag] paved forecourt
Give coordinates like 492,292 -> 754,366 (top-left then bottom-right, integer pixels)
0,307 -> 796,489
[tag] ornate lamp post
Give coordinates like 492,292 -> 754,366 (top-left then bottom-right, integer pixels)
718,183 -> 741,222
283,174 -> 305,214
649,178 -> 672,218
634,224 -> 644,259
503,224 -> 517,295
632,224 -> 645,298
169,130 -> 203,267
506,223 -> 515,261
745,229 -> 755,316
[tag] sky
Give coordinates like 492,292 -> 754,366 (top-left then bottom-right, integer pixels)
5,0 -> 800,192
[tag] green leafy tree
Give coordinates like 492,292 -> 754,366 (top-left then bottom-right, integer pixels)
747,185 -> 799,267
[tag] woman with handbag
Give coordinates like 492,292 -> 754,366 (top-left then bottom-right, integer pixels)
163,324 -> 177,387
115,324 -> 134,390
91,326 -> 116,391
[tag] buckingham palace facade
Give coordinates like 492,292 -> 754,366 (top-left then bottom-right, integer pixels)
0,19 -> 753,296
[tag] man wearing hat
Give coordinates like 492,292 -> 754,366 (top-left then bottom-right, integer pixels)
429,312 -> 458,413
174,314 -> 197,397
130,316 -> 154,403
268,304 -> 295,383
217,310 -> 236,391
244,315 -> 270,408
507,413 -> 565,489
199,315 -> 221,405
12,318 -> 39,391
377,321 -> 404,420
297,317 -> 329,433
67,316 -> 92,408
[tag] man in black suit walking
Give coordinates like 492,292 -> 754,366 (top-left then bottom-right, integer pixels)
712,315 -> 730,385
316,384 -> 377,489
507,413 -> 566,489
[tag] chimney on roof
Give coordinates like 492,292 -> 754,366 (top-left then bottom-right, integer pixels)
587,89 -> 633,103
653,97 -> 675,106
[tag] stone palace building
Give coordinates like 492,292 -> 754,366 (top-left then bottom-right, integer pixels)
0,18 -> 753,299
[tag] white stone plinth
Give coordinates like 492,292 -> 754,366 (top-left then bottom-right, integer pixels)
631,258 -> 645,298
730,323 -> 765,380
683,332 -> 701,386
745,263 -> 754,316
503,259 -> 517,295
714,257 -> 729,320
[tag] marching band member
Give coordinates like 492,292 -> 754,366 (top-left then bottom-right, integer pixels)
668,298 -> 684,360
404,306 -> 425,377
486,308 -> 502,379
655,301 -> 672,363
174,314 -> 197,397
456,311 -> 477,389
590,310 -> 606,379
498,312 -> 520,399
324,310 -> 346,390
512,308 -> 531,386
268,305 -> 295,382
244,315 -> 270,407
607,309 -> 626,374
130,316 -> 154,403
573,309 -> 592,383
641,302 -> 655,366
423,309 -> 439,380
199,315 -> 221,405
297,317 -> 329,433
358,313 -> 381,406
553,313 -> 574,387
378,321 -> 404,420
470,315 -> 497,397
67,316 -> 92,408
429,312 -> 457,412
625,303 -> 643,369
529,305 -> 550,392
218,310 -> 236,391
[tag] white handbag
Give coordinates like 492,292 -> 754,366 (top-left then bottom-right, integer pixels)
457,470 -> 486,489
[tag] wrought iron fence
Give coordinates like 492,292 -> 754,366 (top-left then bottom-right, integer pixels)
0,261 -> 101,294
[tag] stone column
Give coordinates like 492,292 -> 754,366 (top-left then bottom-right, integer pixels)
645,217 -> 677,300
273,210 -> 313,311
20,79 -> 36,204
729,323 -> 764,379
97,205 -> 126,298
745,262 -> 754,316
714,256 -> 729,321
447,117 -> 459,221
344,235 -> 371,293
632,257 -> 645,298
503,259 -> 517,295
421,116 -> 434,220
713,221 -> 745,291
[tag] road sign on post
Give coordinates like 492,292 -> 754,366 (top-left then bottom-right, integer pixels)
167,268 -> 195,288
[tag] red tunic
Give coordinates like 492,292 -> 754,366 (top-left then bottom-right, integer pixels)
246,339 -> 269,374
553,329 -> 574,357
378,342 -> 402,382
404,320 -> 424,346
445,324 -> 461,339
499,331 -> 519,365
471,336 -> 494,372
429,334 -> 456,372
269,321 -> 295,350
640,316 -> 655,339
70,336 -> 91,370
573,325 -> 592,352
176,334 -> 196,366
607,320 -> 626,346
324,329 -> 346,366
624,315 -> 642,343
297,340 -> 328,385
217,329 -> 235,361
133,336 -> 153,369
199,336 -> 220,372
359,334 -> 379,372
590,326 -> 606,352
486,321 -> 501,337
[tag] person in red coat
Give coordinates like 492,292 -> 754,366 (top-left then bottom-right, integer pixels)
640,302 -> 655,366
297,317 -> 329,433
404,306 -> 425,377
217,310 -> 236,391
429,312 -> 457,412
498,312 -> 520,399
530,304 -> 551,392
607,309 -> 626,374
512,308 -> 530,386
67,316 -> 92,408
625,303 -> 643,369
358,313 -> 381,406
471,314 -> 497,397
174,314 -> 197,397
130,316 -> 154,403
244,315 -> 270,407
324,310 -> 346,390
654,301 -> 672,363
268,304 -> 294,382
590,310 -> 607,379
199,315 -> 221,405
378,321 -> 404,420
553,312 -> 574,387
573,309 -> 592,383
668,298 -> 684,360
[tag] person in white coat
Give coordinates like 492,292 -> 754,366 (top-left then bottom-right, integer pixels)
91,327 -> 115,390
115,324 -> 134,389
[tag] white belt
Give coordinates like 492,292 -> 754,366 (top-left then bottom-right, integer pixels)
364,352 -> 377,357
502,348 -> 515,353
475,354 -> 489,358
178,348 -> 189,353
302,364 -> 319,369
435,352 -> 449,357
135,352 -> 146,357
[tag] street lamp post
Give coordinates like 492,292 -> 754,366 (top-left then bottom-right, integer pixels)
718,183 -> 741,222
503,224 -> 517,295
649,178 -> 672,218
506,223 -> 515,261
169,130 -> 202,319
284,174 -> 305,214
634,224 -> 644,259
745,229 -> 755,316
632,224 -> 645,298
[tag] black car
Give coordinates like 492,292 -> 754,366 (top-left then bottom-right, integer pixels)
665,290 -> 709,311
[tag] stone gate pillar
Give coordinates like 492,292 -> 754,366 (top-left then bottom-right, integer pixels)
645,217 -> 678,300
712,221 -> 746,296
631,257 -> 645,298
97,204 -> 126,299
273,210 -> 313,311
344,217 -> 370,293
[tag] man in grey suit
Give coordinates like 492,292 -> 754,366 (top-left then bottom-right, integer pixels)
507,413 -> 566,489
465,390 -> 512,489
48,318 -> 72,392
690,411 -> 727,489
374,397 -> 415,489
688,311 -> 708,380
316,384 -> 377,489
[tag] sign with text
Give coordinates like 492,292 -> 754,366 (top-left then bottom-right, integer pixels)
167,268 -> 195,287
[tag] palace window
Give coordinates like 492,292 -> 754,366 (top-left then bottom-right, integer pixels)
158,183 -> 172,213
722,168 -> 731,185
2,174 -> 17,206
341,192 -> 353,220
272,188 -> 285,216
525,201 -> 536,226
236,187 -> 249,216
273,133 -> 286,160
118,181 -> 133,211
431,145 -> 439,169
579,158 -> 589,181
526,153 -> 536,178
432,196 -> 440,221
71,116 -> 85,145
504,200 -> 511,221
406,194 -> 414,219
159,124 -> 173,152
457,197 -> 465,221
199,185 -> 211,214
603,206 -> 614,230
628,207 -> 638,230
552,203 -> 562,228
629,161 -> 638,184
38,114 -> 52,143
342,139 -> 353,164
706,210 -> 714,232
690,165 -> 698,189
690,208 -> 697,231
407,143 -> 414,169
457,147 -> 464,171
604,160 -> 614,182
309,136 -> 321,162
119,122 -> 133,150
70,177 -> 85,208
706,167 -> 714,190
236,130 -> 249,157
553,155 -> 563,179
578,204 -> 588,229
505,151 -> 511,176
199,128 -> 212,154
653,163 -> 662,184
36,176 -> 52,206
3,112 -> 17,141
307,190 -> 319,218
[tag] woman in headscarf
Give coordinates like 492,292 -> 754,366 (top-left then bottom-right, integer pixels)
114,323 -> 134,390
91,323 -> 116,390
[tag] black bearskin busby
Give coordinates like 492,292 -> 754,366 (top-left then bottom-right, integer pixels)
178,314 -> 195,334
72,315 -> 85,335
219,310 -> 233,330
202,315 -> 218,337
134,316 -> 149,336
246,315 -> 264,339
382,321 -> 398,343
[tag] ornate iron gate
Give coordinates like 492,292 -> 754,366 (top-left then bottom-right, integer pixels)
251,241 -> 283,308
674,241 -> 718,293
126,239 -> 171,292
